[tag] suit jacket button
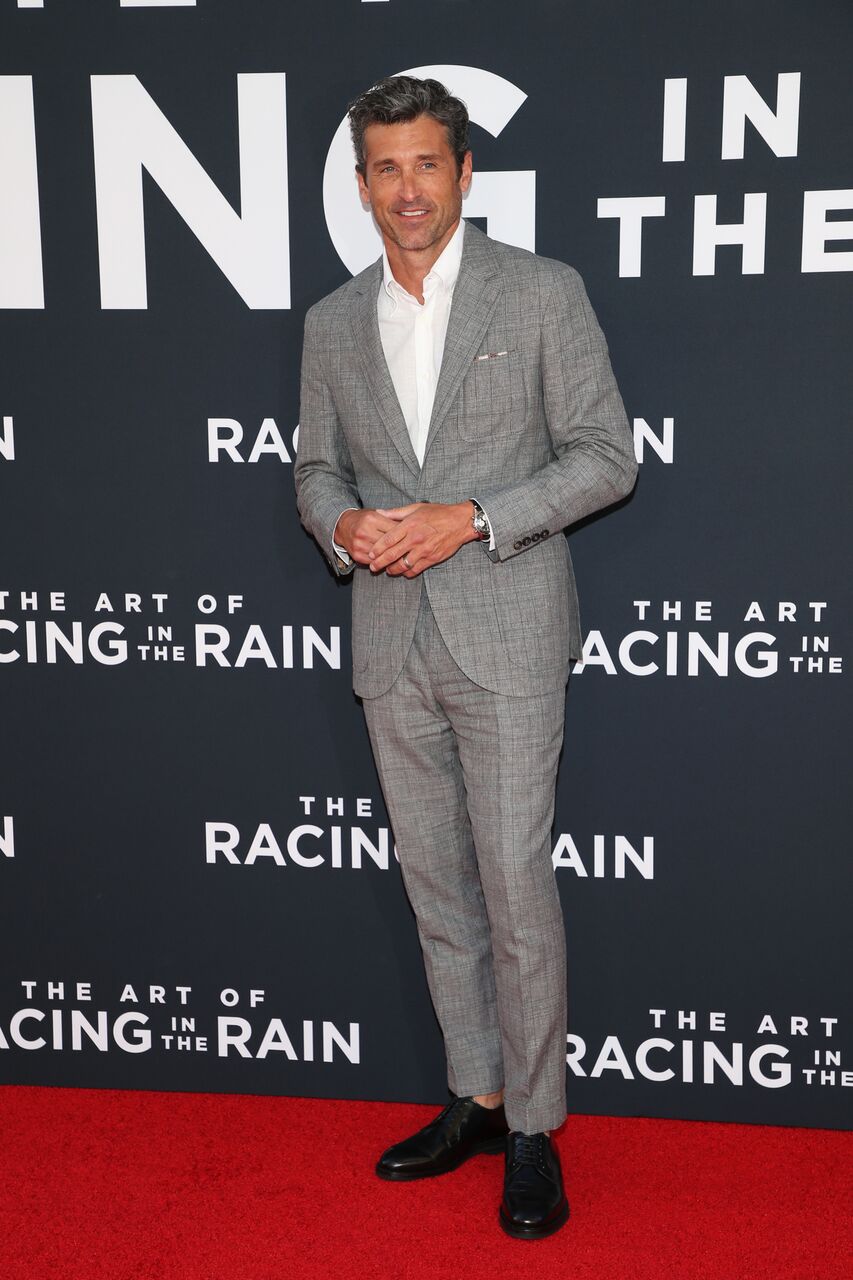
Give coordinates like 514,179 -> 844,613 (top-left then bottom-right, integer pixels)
542,529 -> 550,539
522,536 -> 531,547
513,540 -> 522,551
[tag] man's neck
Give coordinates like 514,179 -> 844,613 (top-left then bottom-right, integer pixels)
383,218 -> 461,304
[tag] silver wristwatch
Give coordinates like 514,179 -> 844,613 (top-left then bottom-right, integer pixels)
470,499 -> 491,542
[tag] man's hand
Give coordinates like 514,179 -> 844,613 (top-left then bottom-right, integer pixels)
336,509 -> 399,566
368,502 -> 478,577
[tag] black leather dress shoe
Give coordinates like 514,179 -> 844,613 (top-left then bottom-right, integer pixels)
375,1096 -> 509,1181
499,1131 -> 570,1240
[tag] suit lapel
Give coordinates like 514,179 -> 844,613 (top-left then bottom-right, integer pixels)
422,223 -> 502,461
352,265 -> 420,478
349,222 -> 503,476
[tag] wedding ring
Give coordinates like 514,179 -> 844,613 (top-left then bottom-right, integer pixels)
403,555 -> 412,569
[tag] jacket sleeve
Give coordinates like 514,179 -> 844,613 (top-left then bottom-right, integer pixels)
293,306 -> 360,577
480,265 -> 637,563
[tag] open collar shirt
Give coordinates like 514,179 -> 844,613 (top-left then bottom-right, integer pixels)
377,216 -> 466,466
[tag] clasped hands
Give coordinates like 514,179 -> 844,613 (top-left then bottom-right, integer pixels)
336,502 -> 479,578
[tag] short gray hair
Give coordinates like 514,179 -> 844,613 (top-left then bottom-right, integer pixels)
347,75 -> 470,176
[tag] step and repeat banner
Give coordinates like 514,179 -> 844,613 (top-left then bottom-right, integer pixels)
1,1 -> 851,1130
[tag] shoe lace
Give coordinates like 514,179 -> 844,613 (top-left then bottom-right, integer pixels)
509,1132 -> 545,1166
428,1097 -> 471,1134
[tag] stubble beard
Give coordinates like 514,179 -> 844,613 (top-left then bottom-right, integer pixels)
381,197 -> 462,255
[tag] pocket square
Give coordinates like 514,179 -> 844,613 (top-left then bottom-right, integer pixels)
474,350 -> 510,362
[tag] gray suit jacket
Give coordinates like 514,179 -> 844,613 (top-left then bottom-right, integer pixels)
294,222 -> 637,699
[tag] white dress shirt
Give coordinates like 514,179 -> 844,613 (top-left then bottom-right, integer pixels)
334,219 -> 493,561
378,214 -> 465,465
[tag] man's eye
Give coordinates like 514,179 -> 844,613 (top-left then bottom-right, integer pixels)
421,162 -> 436,170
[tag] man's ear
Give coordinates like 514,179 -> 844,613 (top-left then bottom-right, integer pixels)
356,167 -> 371,208
459,150 -> 473,194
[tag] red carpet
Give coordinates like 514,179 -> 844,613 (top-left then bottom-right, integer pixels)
1,1087 -> 850,1280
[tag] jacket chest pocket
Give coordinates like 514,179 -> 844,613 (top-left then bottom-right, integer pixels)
458,349 -> 525,440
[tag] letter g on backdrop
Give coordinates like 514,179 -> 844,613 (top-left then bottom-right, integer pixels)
323,64 -> 536,276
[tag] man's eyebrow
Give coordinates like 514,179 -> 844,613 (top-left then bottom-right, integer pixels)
370,152 -> 444,168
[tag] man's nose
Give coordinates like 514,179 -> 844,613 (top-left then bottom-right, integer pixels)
397,170 -> 423,204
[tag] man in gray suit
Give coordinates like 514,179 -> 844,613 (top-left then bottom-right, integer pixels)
295,75 -> 636,1240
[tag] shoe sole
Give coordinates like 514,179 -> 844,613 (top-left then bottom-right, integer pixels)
375,1135 -> 507,1181
498,1197 -> 570,1240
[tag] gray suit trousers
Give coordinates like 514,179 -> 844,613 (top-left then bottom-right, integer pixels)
363,585 -> 568,1134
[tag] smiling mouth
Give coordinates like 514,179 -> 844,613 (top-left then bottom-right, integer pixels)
396,209 -> 431,218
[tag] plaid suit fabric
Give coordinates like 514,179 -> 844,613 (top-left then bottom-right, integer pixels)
295,222 -> 637,700
363,589 -> 569,1133
294,222 -> 635,1132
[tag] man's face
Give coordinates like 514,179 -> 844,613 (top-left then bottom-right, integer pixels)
356,113 -> 472,255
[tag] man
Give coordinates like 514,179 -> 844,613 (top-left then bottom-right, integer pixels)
294,75 -> 636,1240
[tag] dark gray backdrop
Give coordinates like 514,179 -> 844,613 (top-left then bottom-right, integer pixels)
1,0 -> 850,1130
